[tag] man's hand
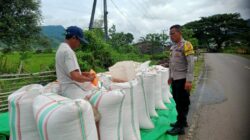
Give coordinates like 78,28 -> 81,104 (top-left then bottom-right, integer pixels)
168,78 -> 172,85
70,70 -> 95,83
81,72 -> 96,82
87,73 -> 96,82
82,72 -> 91,77
185,81 -> 192,91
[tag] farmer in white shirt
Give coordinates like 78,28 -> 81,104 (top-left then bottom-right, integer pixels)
56,26 -> 95,99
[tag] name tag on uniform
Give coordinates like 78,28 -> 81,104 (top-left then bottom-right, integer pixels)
176,49 -> 182,52
175,52 -> 181,57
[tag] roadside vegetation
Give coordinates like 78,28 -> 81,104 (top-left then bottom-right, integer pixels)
191,53 -> 205,93
223,46 -> 250,59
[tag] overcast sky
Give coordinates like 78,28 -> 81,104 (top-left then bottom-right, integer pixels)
41,0 -> 250,41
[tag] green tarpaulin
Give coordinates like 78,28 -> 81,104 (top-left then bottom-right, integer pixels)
140,98 -> 178,140
0,112 -> 9,140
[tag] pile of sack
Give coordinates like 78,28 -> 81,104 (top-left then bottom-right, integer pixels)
8,61 -> 172,140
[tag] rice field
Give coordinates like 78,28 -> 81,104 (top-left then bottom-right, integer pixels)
0,52 -> 55,74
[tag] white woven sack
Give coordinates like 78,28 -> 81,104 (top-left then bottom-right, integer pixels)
158,69 -> 171,104
8,84 -> 44,140
136,74 -> 154,129
163,68 -> 173,99
136,61 -> 150,72
97,73 -> 112,90
88,89 -> 125,140
154,66 -> 173,98
33,93 -> 98,140
43,81 -> 60,94
110,80 -> 141,140
154,72 -> 167,109
142,71 -> 158,117
60,82 -> 95,99
109,61 -> 137,82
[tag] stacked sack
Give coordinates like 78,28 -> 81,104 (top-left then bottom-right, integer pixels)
139,71 -> 158,117
147,66 -> 168,110
8,60 -> 173,140
108,61 -> 141,140
135,73 -> 155,129
88,89 -> 125,140
158,66 -> 173,100
33,93 -> 98,140
151,65 -> 172,104
42,81 -> 60,94
110,80 -> 141,140
8,84 -> 43,140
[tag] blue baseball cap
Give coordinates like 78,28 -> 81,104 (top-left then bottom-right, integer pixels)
65,26 -> 89,44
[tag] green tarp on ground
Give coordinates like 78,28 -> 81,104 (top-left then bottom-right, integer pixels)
0,112 -> 9,140
141,98 -> 178,140
0,99 -> 178,140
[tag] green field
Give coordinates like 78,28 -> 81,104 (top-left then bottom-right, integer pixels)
0,50 -> 169,74
0,53 -> 55,73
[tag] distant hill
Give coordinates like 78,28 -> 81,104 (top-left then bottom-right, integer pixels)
41,25 -> 65,49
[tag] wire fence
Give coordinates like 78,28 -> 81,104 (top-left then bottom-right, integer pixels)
0,71 -> 56,112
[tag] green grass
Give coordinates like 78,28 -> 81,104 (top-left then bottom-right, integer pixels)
0,53 -> 55,73
191,54 -> 204,93
0,53 -> 20,73
23,53 -> 55,72
238,54 -> 250,60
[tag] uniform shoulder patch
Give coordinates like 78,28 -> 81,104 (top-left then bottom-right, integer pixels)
184,41 -> 194,56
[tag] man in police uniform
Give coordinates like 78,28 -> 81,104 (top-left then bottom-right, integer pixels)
166,25 -> 194,135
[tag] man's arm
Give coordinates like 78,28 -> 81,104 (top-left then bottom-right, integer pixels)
184,41 -> 195,91
70,70 -> 94,83
168,67 -> 172,85
168,47 -> 173,85
186,55 -> 194,82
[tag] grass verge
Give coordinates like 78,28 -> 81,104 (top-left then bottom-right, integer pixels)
191,54 -> 205,94
238,54 -> 250,60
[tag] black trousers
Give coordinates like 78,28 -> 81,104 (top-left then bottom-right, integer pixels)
172,79 -> 190,128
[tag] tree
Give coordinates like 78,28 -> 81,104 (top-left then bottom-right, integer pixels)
77,28 -> 114,71
0,0 -> 41,51
108,25 -> 136,53
93,16 -> 104,29
184,13 -> 250,51
142,33 -> 168,45
138,33 -> 169,54
35,35 -> 52,53
182,28 -> 199,49
125,33 -> 134,44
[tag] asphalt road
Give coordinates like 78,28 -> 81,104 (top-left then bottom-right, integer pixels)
181,53 -> 250,140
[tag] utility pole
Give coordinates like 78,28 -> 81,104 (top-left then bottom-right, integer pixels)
103,0 -> 108,40
89,0 -> 97,30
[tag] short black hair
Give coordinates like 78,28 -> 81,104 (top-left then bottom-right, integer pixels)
170,24 -> 182,32
65,34 -> 77,40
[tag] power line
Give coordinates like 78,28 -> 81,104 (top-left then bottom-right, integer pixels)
110,0 -> 127,18
135,0 -> 155,19
127,0 -> 149,18
109,0 -> 141,34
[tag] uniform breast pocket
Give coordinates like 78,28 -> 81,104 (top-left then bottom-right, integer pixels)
175,62 -> 187,72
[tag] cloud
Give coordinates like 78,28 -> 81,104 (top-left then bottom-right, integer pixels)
41,0 -> 250,41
